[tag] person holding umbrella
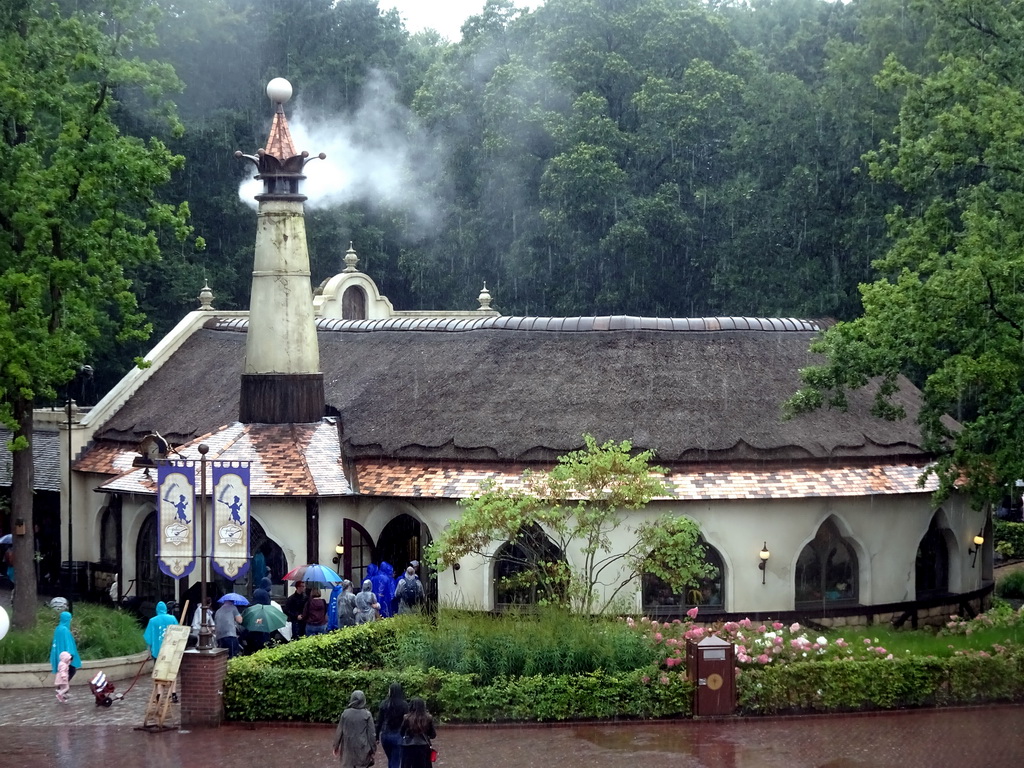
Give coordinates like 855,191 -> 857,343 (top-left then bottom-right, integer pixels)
215,593 -> 247,658
245,584 -> 273,653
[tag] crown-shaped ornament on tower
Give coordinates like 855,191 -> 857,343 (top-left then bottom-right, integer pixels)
234,78 -> 325,201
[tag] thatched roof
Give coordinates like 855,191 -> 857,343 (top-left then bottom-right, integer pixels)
92,315 -> 933,464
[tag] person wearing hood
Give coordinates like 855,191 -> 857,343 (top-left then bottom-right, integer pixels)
50,611 -> 82,683
354,579 -> 379,624
336,580 -> 357,628
333,689 -> 377,768
54,651 -> 72,703
143,601 -> 178,660
372,562 -> 397,619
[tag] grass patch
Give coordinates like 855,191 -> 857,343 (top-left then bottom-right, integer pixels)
0,604 -> 147,665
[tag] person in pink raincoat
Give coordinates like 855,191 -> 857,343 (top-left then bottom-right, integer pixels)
55,651 -> 71,703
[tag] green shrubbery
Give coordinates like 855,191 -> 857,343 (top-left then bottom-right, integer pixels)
738,653 -> 1024,714
224,606 -> 1024,723
0,604 -> 146,664
225,612 -> 688,723
996,571 -> 1024,600
224,664 -> 692,723
994,521 -> 1024,559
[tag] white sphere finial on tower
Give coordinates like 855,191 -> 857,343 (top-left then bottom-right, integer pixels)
266,77 -> 293,104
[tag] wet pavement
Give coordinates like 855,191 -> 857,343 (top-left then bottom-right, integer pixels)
1,684 -> 1023,768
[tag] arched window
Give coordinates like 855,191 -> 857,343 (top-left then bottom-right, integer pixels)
916,514 -> 950,598
642,538 -> 724,616
100,498 -> 122,566
342,285 -> 367,320
795,519 -> 858,607
493,524 -> 567,609
136,510 -> 175,603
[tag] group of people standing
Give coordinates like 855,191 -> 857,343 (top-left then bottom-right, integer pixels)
284,562 -> 425,641
334,683 -> 437,768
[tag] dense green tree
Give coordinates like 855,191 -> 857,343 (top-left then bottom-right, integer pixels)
788,0 -> 1024,505
0,0 -> 195,628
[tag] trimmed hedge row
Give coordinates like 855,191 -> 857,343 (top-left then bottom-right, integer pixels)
239,618 -> 406,671
223,664 -> 693,723
737,652 -> 1024,715
224,619 -> 1024,723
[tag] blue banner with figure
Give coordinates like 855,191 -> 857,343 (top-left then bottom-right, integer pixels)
156,461 -> 196,579
211,462 -> 250,581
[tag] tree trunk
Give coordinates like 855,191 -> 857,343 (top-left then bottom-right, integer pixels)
11,398 -> 37,630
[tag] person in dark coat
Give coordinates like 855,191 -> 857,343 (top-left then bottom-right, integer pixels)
376,682 -> 408,768
283,580 -> 307,639
399,697 -> 436,768
333,689 -> 377,768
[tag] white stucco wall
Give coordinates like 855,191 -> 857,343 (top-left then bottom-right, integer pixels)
108,485 -> 983,617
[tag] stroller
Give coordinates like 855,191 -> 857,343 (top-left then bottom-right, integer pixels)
89,671 -> 116,707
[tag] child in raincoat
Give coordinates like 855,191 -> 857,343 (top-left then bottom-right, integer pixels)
55,651 -> 71,703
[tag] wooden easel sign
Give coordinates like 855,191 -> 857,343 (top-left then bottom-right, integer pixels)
141,624 -> 190,731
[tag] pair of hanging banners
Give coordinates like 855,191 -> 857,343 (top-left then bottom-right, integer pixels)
156,460 -> 251,581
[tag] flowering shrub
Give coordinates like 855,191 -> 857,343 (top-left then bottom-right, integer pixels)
623,610 -> 911,671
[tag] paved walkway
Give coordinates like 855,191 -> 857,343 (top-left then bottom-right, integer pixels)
1,687 -> 1023,768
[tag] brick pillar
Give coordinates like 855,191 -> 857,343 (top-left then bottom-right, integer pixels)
179,647 -> 229,727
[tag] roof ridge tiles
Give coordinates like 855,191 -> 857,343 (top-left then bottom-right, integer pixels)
206,315 -> 823,333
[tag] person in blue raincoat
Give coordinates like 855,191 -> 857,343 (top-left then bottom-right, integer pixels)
50,611 -> 82,682
143,602 -> 178,660
372,562 -> 397,619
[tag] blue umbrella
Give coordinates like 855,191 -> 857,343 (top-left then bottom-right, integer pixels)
283,563 -> 343,583
218,592 -> 249,606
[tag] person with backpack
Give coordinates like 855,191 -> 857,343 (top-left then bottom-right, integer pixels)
394,566 -> 423,614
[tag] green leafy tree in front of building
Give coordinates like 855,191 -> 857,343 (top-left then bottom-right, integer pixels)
0,0 -> 195,628
428,435 -> 716,615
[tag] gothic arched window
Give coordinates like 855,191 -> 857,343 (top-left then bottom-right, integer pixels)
795,518 -> 859,607
642,538 -> 724,616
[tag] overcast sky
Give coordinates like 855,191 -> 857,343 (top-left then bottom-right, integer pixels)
382,0 -> 532,41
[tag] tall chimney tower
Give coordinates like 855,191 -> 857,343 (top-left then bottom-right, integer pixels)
235,78 -> 325,423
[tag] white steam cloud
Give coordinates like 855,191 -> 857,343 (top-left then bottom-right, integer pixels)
238,71 -> 444,235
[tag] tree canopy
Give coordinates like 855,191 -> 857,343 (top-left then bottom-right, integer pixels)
0,0 -> 194,627
788,0 -> 1024,506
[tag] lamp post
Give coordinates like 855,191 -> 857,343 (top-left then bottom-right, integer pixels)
65,397 -> 74,595
197,444 -> 214,651
759,542 -> 770,585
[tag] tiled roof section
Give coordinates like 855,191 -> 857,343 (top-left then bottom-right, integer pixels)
264,107 -> 297,160
95,420 -> 353,498
73,441 -> 139,476
210,315 -> 826,334
0,429 -> 62,492
355,461 -> 938,500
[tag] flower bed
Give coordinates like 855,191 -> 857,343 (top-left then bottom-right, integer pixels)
626,604 -> 1024,714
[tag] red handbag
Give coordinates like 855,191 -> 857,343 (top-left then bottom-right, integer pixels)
430,748 -> 439,762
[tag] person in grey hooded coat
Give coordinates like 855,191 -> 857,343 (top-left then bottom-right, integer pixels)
333,689 -> 377,767
354,579 -> 379,624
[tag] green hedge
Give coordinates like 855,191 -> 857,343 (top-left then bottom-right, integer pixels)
994,520 -> 1024,559
737,652 -> 1024,714
224,664 -> 693,723
238,619 -> 405,671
